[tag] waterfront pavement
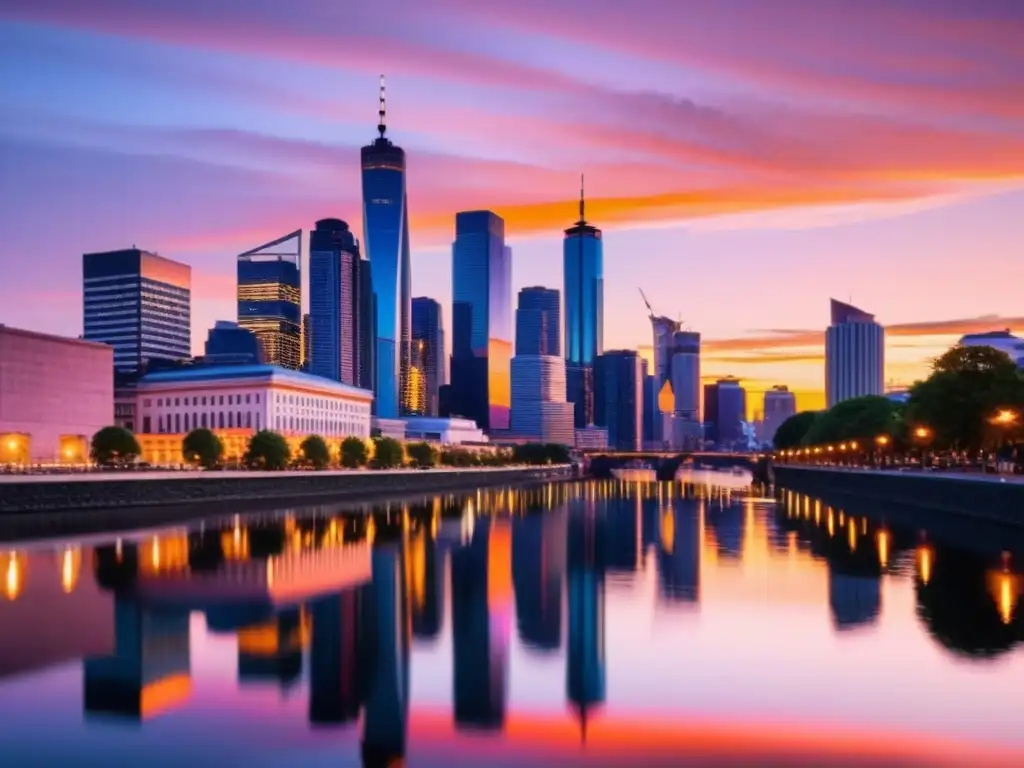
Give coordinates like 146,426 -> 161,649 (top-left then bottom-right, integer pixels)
783,465 -> 1024,485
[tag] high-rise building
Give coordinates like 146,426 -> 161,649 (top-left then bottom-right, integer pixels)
301,313 -> 311,370
669,330 -> 702,449
762,385 -> 797,445
594,350 -> 642,452
203,321 -> 262,365
564,178 -> 603,428
649,315 -> 681,386
516,287 -> 560,357
566,506 -> 606,736
703,382 -> 720,445
82,248 -> 191,372
309,219 -> 372,387
449,210 -> 512,431
708,377 -> 747,449
957,330 -> 1024,366
825,299 -> 884,407
510,287 -> 574,444
411,297 -> 445,416
361,77 -> 411,418
236,230 -> 301,370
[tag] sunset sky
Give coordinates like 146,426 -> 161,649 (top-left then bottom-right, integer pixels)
2,0 -> 1023,413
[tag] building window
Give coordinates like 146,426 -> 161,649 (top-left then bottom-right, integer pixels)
255,414 -> 260,430
158,415 -> 164,433
175,413 -> 181,432
218,395 -> 224,405
218,412 -> 225,429
246,394 -> 251,404
246,412 -> 252,428
143,416 -> 151,433
174,398 -> 180,406
201,413 -> 207,428
228,412 -> 234,428
255,394 -> 260,404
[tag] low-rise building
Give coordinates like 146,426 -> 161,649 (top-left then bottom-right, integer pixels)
574,426 -> 609,451
134,364 -> 373,464
0,325 -> 113,463
402,416 -> 487,445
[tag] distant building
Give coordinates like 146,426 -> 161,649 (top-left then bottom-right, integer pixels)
669,331 -> 701,449
203,321 -> 262,366
958,330 -> 1024,366
516,287 -> 561,357
641,370 -> 663,450
707,377 -> 747,450
564,179 -> 603,428
411,297 -> 445,416
594,350 -> 642,452
649,315 -> 681,386
308,219 -> 372,388
0,325 -> 113,463
449,210 -> 512,432
403,416 -> 487,445
703,382 -> 720,445
574,425 -> 609,450
302,313 -> 311,370
825,299 -> 884,408
237,230 -> 302,370
762,385 -> 797,446
83,248 -> 191,372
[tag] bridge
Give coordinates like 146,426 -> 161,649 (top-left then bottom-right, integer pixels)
582,451 -> 766,481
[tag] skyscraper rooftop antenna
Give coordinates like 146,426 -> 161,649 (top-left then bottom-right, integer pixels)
578,173 -> 586,224
378,74 -> 387,139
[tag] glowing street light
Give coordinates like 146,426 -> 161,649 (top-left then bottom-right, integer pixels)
875,435 -> 890,447
993,409 -> 1018,426
914,426 -> 931,440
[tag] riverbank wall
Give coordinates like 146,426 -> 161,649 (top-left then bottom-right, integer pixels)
0,466 -> 574,515
774,466 -> 1024,529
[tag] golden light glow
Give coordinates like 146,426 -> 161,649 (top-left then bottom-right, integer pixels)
139,535 -> 189,575
3,552 -> 24,601
850,441 -> 859,450
876,530 -> 890,569
61,546 -> 82,594
993,409 -> 1018,425
986,566 -> 1021,626
827,508 -> 835,537
139,674 -> 192,719
657,380 -> 675,413
875,435 -> 890,446
914,426 -> 931,439
916,544 -> 933,585
847,518 -> 857,551
660,507 -> 675,554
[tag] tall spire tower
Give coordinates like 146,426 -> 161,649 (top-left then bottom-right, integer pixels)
377,74 -> 387,140
578,173 -> 586,225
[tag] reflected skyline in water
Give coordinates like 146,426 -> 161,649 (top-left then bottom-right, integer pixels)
1,480 -> 1023,766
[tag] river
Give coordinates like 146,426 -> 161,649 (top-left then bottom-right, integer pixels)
0,478 -> 1022,766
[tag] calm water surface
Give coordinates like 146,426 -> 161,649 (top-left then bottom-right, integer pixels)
1,476 -> 1023,767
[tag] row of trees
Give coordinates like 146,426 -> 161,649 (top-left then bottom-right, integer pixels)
89,426 -> 572,471
774,346 -> 1024,452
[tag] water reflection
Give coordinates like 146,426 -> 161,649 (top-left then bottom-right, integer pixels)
0,481 -> 1023,765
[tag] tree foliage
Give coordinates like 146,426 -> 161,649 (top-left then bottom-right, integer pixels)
299,434 -> 331,469
182,428 -> 223,469
803,396 -> 901,446
340,436 -> 369,468
372,436 -> 405,469
773,411 -> 818,449
405,441 -> 437,468
245,430 -> 290,470
512,442 -> 572,465
91,426 -> 141,467
440,447 -> 480,467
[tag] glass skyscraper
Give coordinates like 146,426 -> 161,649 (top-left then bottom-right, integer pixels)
594,350 -> 643,452
236,230 -> 301,370
361,77 -> 411,418
411,297 -> 445,416
82,248 -> 191,372
449,210 -> 512,432
515,286 -> 560,357
826,298 -> 884,407
309,218 -> 373,388
564,179 -> 603,428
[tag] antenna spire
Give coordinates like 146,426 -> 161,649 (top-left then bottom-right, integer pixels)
579,173 -> 586,224
377,74 -> 387,139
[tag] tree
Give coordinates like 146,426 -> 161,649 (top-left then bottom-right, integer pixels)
372,436 -> 405,469
91,426 -> 141,467
299,434 -> 331,470
906,345 -> 1024,451
182,428 -> 223,469
441,447 -> 474,467
406,441 -> 437,468
340,436 -> 369,468
245,430 -> 291,470
543,443 -> 572,464
803,396 -> 901,446
773,411 -> 818,449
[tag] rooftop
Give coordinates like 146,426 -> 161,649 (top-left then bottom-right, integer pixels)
0,324 -> 113,351
140,364 -> 374,398
830,298 -> 876,325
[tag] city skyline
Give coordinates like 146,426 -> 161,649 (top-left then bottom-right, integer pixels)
3,1 -> 1024,412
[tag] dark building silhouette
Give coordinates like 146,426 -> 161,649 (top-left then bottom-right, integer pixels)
703,382 -> 720,445
309,218 -> 373,389
706,502 -> 744,560
411,534 -> 445,641
566,504 -> 606,736
656,502 -> 701,604
603,495 -> 642,574
237,607 -> 304,690
309,589 -> 369,726
512,510 -> 566,652
202,320 -> 262,365
237,230 -> 302,370
828,566 -> 882,630
411,297 -> 445,417
594,350 -> 643,451
449,210 -> 512,432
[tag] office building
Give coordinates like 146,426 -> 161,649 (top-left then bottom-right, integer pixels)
402,416 -> 487,445
516,287 -> 560,357
309,219 -> 372,387
511,510 -> 566,652
594,350 -> 642,452
705,377 -> 746,449
0,325 -> 113,463
762,385 -> 797,445
958,330 -> 1024,366
509,287 -> 574,445
82,248 -> 191,372
449,210 -> 512,432
649,314 -> 681,386
411,297 -> 445,416
564,178 -> 603,428
825,299 -> 884,407
302,313 -> 311,370
566,508 -> 606,734
362,77 -> 411,418
669,331 -> 702,449
237,230 -> 302,370
202,321 -> 262,365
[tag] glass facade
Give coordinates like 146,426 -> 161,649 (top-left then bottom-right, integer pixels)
449,211 -> 512,432
82,249 -> 191,372
203,321 -> 262,365
564,207 -> 603,428
411,297 -> 445,417
362,138 -> 410,418
594,350 -> 643,452
309,219 -> 372,388
236,231 -> 301,370
515,287 -> 560,357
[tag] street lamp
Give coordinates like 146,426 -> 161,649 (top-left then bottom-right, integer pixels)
912,426 -> 933,468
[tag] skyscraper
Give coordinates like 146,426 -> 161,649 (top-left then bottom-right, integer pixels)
516,287 -> 560,357
309,219 -> 372,387
411,297 -> 445,416
361,76 -> 411,418
236,230 -> 301,370
449,210 -> 512,431
301,313 -> 311,370
82,248 -> 191,372
669,331 -> 702,449
710,377 -> 747,449
203,321 -> 261,365
510,287 -> 574,444
826,299 -> 884,407
594,350 -> 642,452
762,385 -> 797,445
564,177 -> 604,428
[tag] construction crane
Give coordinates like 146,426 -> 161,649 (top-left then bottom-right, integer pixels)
638,287 -> 655,319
